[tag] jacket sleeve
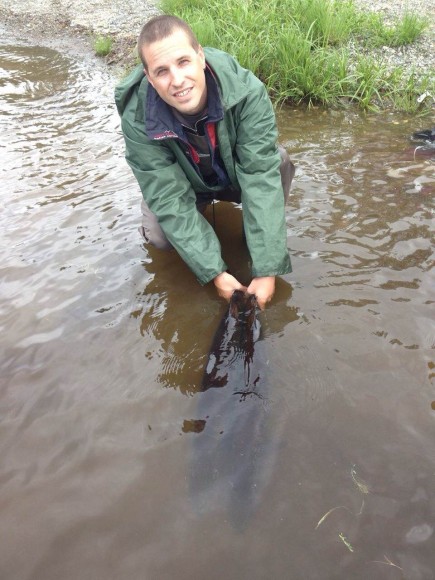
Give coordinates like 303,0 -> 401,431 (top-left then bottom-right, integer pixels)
233,80 -> 292,278
119,97 -> 227,286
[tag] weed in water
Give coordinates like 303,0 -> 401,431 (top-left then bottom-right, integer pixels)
339,532 -> 354,552
350,464 -> 370,494
315,506 -> 351,530
371,555 -> 403,571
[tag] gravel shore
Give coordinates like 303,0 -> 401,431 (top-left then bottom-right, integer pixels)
0,0 -> 161,69
1,0 -> 434,86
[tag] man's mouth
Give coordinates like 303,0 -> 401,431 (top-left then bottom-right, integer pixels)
174,87 -> 192,98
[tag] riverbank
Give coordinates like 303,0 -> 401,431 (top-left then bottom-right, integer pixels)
1,0 -> 434,104
0,0 -> 160,71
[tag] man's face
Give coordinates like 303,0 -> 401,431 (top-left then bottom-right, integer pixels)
143,29 -> 207,116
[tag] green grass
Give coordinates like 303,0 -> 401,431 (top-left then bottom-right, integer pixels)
93,36 -> 113,57
160,0 -> 433,112
362,11 -> 428,47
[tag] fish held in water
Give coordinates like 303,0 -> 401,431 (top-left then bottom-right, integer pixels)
201,290 -> 263,394
189,290 -> 272,531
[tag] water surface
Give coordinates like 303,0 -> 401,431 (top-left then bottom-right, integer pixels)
1,29 -> 434,580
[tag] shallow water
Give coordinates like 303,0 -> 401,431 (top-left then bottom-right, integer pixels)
1,29 -> 434,580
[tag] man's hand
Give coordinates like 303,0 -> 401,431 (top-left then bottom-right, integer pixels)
247,276 -> 275,310
213,272 -> 246,302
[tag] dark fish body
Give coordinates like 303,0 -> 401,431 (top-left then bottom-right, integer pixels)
202,290 -> 263,392
189,291 -> 272,530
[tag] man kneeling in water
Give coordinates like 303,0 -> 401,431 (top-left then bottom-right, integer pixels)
115,15 -> 295,309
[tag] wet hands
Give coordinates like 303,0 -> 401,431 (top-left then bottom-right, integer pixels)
213,273 -> 275,310
247,276 -> 275,310
213,271 -> 247,302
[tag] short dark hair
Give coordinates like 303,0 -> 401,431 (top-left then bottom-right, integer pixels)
138,15 -> 200,69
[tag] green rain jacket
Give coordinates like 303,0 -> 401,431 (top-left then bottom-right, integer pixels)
115,47 -> 292,285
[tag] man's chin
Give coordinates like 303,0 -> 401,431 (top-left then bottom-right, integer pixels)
174,101 -> 201,115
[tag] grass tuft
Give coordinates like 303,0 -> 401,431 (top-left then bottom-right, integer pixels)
93,36 -> 113,57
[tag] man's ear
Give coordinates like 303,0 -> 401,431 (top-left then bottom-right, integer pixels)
145,70 -> 156,89
198,45 -> 206,69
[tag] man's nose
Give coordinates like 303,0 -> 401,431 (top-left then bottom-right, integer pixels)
170,67 -> 184,86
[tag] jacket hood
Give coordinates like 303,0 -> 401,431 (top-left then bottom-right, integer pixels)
114,65 -> 145,117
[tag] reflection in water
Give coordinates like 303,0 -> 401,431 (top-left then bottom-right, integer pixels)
1,30 -> 434,580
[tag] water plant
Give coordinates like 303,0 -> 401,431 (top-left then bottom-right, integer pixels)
161,0 -> 433,112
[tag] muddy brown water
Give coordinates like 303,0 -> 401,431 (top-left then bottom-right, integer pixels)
1,29 -> 434,580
